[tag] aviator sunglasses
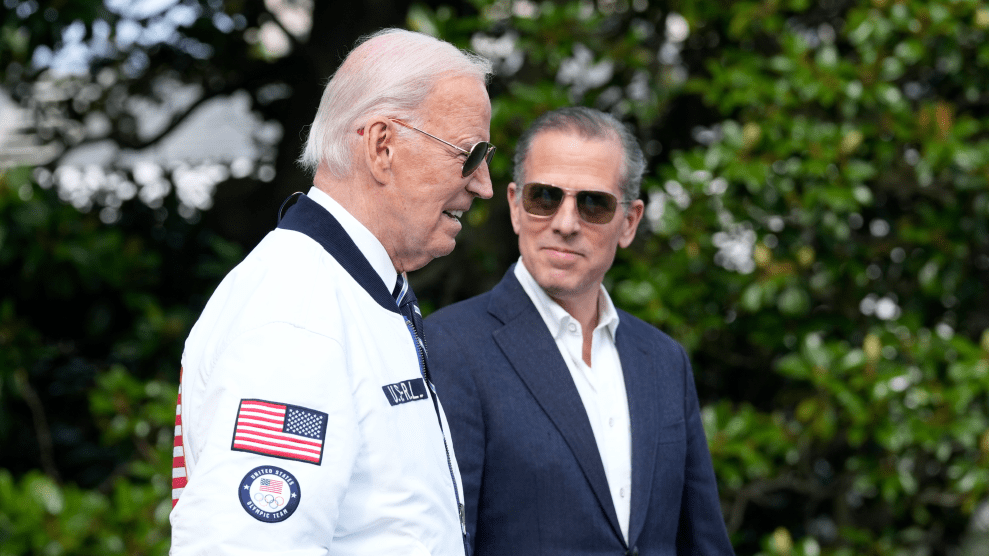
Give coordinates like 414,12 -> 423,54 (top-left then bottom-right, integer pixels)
360,119 -> 496,178
521,182 -> 627,224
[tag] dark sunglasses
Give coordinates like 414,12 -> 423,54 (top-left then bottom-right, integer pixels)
390,119 -> 496,178
521,182 -> 626,224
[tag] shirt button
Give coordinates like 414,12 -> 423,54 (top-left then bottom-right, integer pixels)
609,417 -> 615,427
620,487 -> 626,498
568,323 -> 577,333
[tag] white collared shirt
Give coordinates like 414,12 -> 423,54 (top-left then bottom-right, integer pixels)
514,259 -> 632,542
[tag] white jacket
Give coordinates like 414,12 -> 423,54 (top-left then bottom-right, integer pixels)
170,191 -> 466,556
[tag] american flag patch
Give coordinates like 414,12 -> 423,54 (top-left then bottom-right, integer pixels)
259,478 -> 283,493
231,399 -> 328,465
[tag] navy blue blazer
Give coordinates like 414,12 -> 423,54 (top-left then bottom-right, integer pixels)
426,268 -> 735,556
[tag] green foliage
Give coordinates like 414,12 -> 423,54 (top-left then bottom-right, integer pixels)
652,0 -> 989,552
2,0 -> 988,554
0,468 -> 170,556
0,168 -> 240,553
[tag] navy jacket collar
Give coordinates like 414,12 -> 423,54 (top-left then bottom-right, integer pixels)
277,193 -> 399,314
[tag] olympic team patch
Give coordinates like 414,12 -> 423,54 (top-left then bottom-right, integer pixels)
238,465 -> 301,522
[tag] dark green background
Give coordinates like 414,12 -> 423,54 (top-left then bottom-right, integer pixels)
1,0 -> 987,554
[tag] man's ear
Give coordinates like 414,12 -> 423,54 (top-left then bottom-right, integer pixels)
364,118 -> 394,185
507,182 -> 522,235
618,199 -> 645,248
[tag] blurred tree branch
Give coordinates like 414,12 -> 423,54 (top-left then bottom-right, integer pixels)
13,369 -> 61,483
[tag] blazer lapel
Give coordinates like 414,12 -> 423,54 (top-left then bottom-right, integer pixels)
617,321 -> 661,548
487,271 -> 625,544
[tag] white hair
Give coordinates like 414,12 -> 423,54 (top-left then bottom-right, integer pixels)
299,28 -> 493,177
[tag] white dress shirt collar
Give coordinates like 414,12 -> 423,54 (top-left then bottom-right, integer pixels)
514,258 -> 620,342
307,186 -> 398,292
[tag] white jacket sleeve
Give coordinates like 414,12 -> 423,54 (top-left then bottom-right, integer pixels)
171,321 -> 358,555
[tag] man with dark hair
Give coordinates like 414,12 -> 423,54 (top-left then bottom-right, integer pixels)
170,29 -> 495,555
427,106 -> 735,555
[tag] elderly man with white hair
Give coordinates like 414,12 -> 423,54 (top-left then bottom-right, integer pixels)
169,28 -> 495,555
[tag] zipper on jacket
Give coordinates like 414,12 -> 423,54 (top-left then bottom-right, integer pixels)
403,317 -> 470,556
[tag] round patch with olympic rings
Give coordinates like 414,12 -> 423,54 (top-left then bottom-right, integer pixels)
238,465 -> 301,522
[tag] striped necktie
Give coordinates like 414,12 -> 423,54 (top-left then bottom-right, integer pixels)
392,273 -> 470,555
393,273 -> 428,361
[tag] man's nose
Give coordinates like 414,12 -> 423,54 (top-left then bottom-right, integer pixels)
468,165 -> 493,199
551,195 -> 581,235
